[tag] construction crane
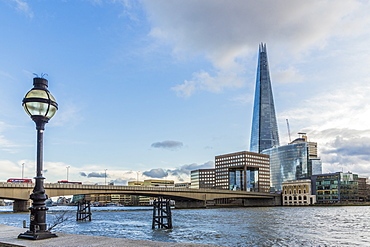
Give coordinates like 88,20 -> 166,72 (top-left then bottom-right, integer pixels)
286,119 -> 292,143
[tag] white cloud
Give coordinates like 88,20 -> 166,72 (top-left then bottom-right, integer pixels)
273,66 -> 304,84
172,70 -> 244,97
0,160 -> 21,178
143,0 -> 366,96
280,80 -> 370,177
0,71 -> 15,80
9,0 -> 33,18
0,135 -> 18,149
281,82 -> 370,133
0,122 -> 21,154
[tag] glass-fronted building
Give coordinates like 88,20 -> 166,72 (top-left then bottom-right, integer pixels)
310,159 -> 322,176
311,172 -> 359,204
250,43 -> 280,153
215,151 -> 270,193
262,134 -> 322,191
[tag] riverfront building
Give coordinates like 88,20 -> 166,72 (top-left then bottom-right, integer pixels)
250,43 -> 280,153
358,177 -> 368,201
215,151 -> 270,193
127,179 -> 175,205
142,179 -> 174,187
282,179 -> 316,205
175,182 -> 191,188
76,179 -> 176,206
190,169 -> 215,189
311,172 -> 359,204
262,133 -> 322,191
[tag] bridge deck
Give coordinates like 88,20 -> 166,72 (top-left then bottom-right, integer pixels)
0,182 -> 278,201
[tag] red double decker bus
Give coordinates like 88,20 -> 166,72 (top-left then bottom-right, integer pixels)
7,178 -> 32,183
57,180 -> 82,184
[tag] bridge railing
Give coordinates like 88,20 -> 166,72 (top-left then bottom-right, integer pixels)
0,182 -> 34,188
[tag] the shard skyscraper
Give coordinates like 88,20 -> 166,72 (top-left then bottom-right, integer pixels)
250,43 -> 280,153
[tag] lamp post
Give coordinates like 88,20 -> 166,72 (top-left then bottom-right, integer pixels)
18,77 -> 58,240
104,169 -> 107,185
21,163 -> 25,179
66,166 -> 70,181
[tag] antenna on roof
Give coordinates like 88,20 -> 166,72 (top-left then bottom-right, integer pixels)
286,119 -> 291,143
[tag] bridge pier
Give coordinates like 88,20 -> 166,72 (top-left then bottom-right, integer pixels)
243,196 -> 282,206
174,200 -> 206,209
13,200 -> 30,212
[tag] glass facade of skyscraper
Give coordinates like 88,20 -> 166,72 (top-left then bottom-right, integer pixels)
263,143 -> 307,191
262,140 -> 322,191
250,43 -> 280,153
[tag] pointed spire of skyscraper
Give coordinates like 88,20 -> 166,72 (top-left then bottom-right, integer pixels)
250,43 -> 280,153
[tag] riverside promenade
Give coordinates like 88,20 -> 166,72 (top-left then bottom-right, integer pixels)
0,225 -> 220,247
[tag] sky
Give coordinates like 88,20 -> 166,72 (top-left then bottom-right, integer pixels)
1,0 -> 370,185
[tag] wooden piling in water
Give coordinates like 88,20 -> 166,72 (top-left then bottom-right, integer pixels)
76,200 -> 92,221
152,198 -> 172,229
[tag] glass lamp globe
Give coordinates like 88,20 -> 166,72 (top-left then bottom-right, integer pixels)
23,77 -> 58,120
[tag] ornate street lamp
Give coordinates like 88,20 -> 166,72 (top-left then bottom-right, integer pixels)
18,77 -> 58,240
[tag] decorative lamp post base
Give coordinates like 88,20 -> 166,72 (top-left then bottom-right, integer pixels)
18,230 -> 58,240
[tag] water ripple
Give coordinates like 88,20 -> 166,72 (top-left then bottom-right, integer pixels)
1,206 -> 370,246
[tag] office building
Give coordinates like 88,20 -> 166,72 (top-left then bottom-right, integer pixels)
142,179 -> 174,187
190,169 -> 215,189
311,172 -> 359,204
282,179 -> 316,205
126,179 -> 175,205
175,182 -> 191,188
215,151 -> 270,193
262,133 -> 322,191
250,43 -> 280,153
358,177 -> 368,201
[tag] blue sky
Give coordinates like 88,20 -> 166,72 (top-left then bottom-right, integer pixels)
1,0 -> 370,184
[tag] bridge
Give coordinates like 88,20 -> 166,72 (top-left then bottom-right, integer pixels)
0,182 -> 281,212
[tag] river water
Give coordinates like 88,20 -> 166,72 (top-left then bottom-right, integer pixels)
1,205 -> 370,246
